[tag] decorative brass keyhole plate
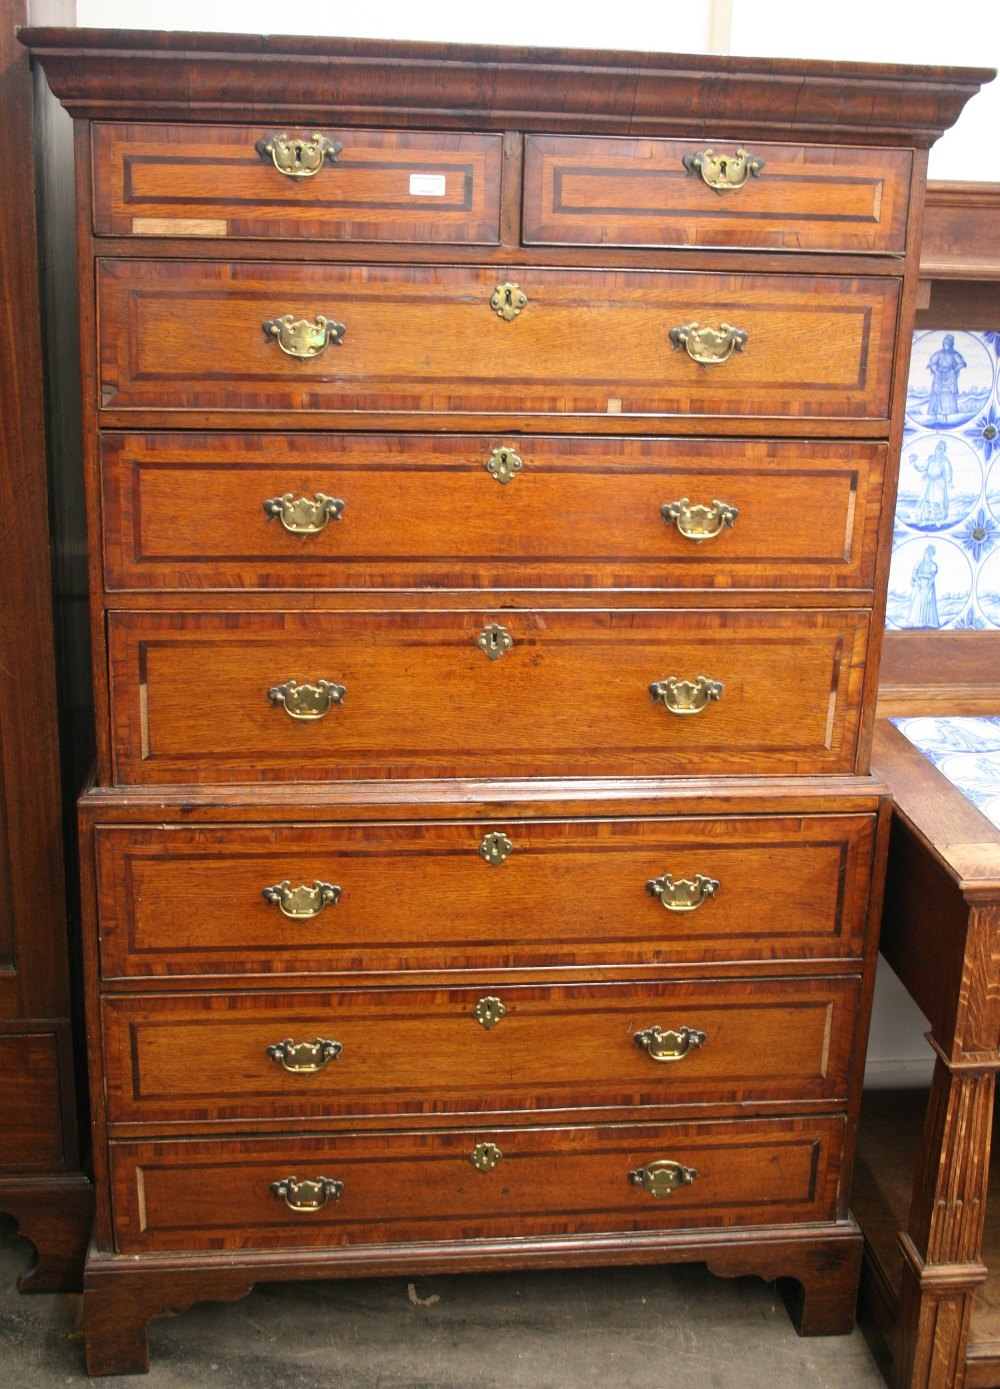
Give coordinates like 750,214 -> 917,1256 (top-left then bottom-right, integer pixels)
682,147 -> 764,192
476,622 -> 513,661
629,1159 -> 698,1198
473,996 -> 507,1030
668,322 -> 748,365
256,132 -> 342,178
479,831 -> 514,866
486,446 -> 524,485
262,879 -> 341,919
491,282 -> 527,321
470,1142 -> 503,1173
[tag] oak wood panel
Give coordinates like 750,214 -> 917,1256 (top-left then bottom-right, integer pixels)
523,136 -> 912,254
0,1032 -> 68,1170
92,125 -> 503,244
93,813 -> 876,982
108,1115 -> 846,1254
95,259 -> 901,424
100,432 -> 886,594
101,976 -> 859,1127
107,607 -> 871,783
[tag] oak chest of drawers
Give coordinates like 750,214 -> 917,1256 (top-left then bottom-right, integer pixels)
23,26 -> 989,1375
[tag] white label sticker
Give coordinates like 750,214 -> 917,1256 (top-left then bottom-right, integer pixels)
409,173 -> 447,197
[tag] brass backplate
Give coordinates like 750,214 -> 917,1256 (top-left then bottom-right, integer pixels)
628,1160 -> 698,1198
262,879 -> 341,919
256,132 -> 342,177
682,147 -> 764,192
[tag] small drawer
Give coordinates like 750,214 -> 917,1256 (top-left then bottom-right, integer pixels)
523,135 -> 912,253
100,431 -> 887,594
106,607 -> 870,783
91,124 -> 503,244
109,1115 -> 848,1252
96,259 -> 900,426
100,976 -> 861,1126
92,812 -> 877,982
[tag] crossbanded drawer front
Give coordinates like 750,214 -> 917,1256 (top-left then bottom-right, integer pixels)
107,608 -> 870,783
94,814 -> 877,981
95,260 -> 899,425
100,432 -> 886,593
92,124 -> 504,243
109,1115 -> 847,1252
523,135 -> 911,253
101,976 -> 860,1125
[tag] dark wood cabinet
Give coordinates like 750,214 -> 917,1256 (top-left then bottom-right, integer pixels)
22,25 -> 989,1375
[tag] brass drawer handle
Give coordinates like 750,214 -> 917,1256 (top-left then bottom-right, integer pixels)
262,879 -> 341,919
270,1176 -> 344,1211
661,498 -> 739,542
649,676 -> 723,715
256,132 -> 342,178
634,1025 -> 707,1062
473,996 -> 507,1030
682,147 -> 764,192
266,1037 -> 343,1073
263,314 -> 346,358
491,281 -> 527,321
669,322 -> 748,365
646,872 -> 720,912
629,1159 -> 698,1198
486,446 -> 523,485
476,622 -> 513,661
268,679 -> 346,720
263,493 -> 345,534
479,831 -> 514,866
470,1142 -> 503,1173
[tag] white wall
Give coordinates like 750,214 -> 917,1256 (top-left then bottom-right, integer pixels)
74,0 -> 989,1086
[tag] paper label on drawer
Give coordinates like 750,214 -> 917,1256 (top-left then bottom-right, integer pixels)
409,174 -> 447,197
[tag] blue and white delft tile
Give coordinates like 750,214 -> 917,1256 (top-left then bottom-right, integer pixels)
892,716 -> 1000,832
890,330 -> 1000,630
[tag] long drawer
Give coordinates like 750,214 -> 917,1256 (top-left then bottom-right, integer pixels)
522,135 -> 911,253
96,260 -> 900,424
106,608 -> 870,783
101,976 -> 860,1126
108,1115 -> 848,1252
91,124 -> 504,243
93,813 -> 877,982
100,432 -> 886,593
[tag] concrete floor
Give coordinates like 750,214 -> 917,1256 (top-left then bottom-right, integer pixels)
0,1216 -> 891,1387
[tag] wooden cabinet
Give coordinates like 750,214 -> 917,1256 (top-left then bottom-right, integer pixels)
22,24 -> 989,1376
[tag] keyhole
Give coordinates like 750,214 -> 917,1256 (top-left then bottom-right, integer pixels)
294,147 -> 303,165
489,630 -> 500,651
718,158 -> 728,177
504,288 -> 513,307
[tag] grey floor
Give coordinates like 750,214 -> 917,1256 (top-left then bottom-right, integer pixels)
0,1216 -> 891,1387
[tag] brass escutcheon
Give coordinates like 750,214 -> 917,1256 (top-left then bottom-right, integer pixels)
473,996 -> 507,1030
661,498 -> 739,542
491,282 -> 527,321
266,1037 -> 343,1073
669,322 -> 748,365
476,622 -> 513,661
263,493 -> 345,534
649,676 -> 723,716
256,132 -> 342,178
270,1175 -> 344,1211
486,446 -> 524,485
629,1159 -> 698,1198
263,314 -> 346,358
479,831 -> 514,866
470,1142 -> 503,1173
682,147 -> 765,192
262,880 -> 342,919
646,872 -> 720,912
268,679 -> 346,720
634,1025 -> 708,1062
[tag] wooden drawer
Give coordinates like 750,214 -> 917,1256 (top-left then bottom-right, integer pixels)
523,135 -> 912,253
100,431 -> 886,594
108,1115 -> 848,1252
93,813 -> 877,982
106,607 -> 870,783
95,259 -> 900,425
101,976 -> 860,1126
91,124 -> 503,243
